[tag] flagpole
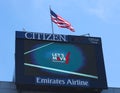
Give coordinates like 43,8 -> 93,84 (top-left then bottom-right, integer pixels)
49,6 -> 54,34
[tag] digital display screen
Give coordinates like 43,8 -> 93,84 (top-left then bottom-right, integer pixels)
24,40 -> 98,79
15,31 -> 107,90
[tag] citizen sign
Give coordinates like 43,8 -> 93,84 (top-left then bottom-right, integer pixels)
25,32 -> 67,42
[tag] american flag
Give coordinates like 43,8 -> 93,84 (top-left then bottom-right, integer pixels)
50,9 -> 75,32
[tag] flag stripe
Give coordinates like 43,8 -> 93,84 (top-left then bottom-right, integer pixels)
50,9 -> 75,32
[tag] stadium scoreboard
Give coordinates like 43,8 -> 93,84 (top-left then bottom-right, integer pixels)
15,31 -> 107,92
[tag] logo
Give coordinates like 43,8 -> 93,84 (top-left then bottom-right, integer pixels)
88,38 -> 100,44
52,52 -> 70,64
24,32 -> 67,42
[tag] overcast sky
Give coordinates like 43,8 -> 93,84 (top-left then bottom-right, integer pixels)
0,0 -> 120,87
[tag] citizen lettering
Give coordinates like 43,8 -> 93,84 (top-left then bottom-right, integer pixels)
25,32 -> 67,42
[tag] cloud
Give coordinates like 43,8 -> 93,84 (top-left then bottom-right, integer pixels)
80,0 -> 120,24
88,0 -> 106,19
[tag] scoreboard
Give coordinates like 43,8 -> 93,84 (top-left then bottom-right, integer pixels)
15,31 -> 107,92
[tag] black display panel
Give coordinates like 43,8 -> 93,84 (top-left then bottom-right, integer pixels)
15,31 -> 107,92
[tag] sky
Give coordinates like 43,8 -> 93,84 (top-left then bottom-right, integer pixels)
0,0 -> 120,87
